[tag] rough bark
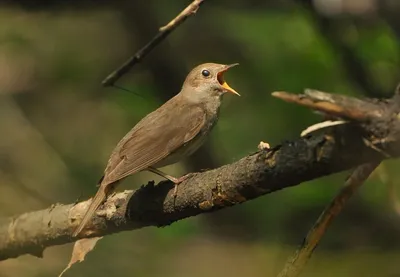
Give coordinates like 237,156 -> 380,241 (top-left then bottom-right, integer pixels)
1,88 -> 400,261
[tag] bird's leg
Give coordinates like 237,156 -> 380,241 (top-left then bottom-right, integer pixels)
147,167 -> 180,183
147,167 -> 193,197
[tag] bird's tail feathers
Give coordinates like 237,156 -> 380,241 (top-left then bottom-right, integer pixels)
72,183 -> 108,237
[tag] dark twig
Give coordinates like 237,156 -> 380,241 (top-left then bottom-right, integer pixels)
277,162 -> 380,277
102,0 -> 205,87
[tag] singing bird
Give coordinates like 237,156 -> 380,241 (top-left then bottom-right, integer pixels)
72,63 -> 239,237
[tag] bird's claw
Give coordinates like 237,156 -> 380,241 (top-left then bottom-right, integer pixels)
171,173 -> 196,198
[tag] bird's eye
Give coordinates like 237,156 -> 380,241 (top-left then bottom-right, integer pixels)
201,69 -> 210,77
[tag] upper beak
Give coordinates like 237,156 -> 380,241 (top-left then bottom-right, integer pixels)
217,63 -> 240,96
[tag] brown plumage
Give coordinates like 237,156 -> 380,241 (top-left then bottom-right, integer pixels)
72,62 -> 239,237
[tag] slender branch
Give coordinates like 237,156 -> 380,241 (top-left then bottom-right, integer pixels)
272,89 -> 384,121
101,0 -> 205,87
1,89 -> 400,261
277,161 -> 380,277
159,0 -> 203,32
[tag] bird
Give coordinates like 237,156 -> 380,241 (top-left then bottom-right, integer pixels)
72,62 -> 239,237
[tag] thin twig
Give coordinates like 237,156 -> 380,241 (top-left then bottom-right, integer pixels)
277,161 -> 380,277
159,0 -> 203,31
102,0 -> 205,87
300,120 -> 347,137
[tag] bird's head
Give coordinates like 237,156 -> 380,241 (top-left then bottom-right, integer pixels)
181,62 -> 239,102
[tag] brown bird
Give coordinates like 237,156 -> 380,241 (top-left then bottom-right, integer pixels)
72,62 -> 239,237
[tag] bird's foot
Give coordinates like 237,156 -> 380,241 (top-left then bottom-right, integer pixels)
147,167 -> 196,198
170,172 -> 196,184
169,173 -> 196,198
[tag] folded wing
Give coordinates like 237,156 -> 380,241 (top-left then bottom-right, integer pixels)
102,100 -> 206,185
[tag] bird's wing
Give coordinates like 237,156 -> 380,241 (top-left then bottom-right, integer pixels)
102,101 -> 206,185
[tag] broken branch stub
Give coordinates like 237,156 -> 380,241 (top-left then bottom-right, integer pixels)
272,88 -> 400,158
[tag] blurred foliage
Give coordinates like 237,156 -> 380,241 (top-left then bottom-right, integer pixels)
1,0 -> 400,276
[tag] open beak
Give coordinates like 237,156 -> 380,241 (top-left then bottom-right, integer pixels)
217,63 -> 240,96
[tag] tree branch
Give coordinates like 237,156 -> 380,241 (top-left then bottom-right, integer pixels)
1,88 -> 400,261
277,161 -> 380,277
101,0 -> 205,87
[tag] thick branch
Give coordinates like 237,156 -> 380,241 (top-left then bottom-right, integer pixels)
1,90 -> 400,261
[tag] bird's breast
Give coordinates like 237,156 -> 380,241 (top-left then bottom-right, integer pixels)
153,105 -> 220,168
180,107 -> 220,154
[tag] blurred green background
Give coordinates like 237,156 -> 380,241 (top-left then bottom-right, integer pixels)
1,0 -> 400,276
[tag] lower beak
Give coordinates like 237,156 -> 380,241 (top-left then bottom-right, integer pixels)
217,63 -> 240,96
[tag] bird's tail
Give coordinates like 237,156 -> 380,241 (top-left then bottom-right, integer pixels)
72,179 -> 112,237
